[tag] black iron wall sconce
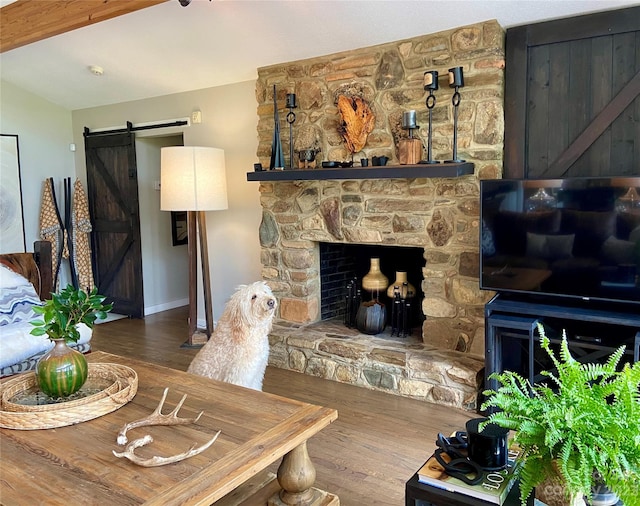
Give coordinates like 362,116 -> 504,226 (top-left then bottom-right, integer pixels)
446,66 -> 465,163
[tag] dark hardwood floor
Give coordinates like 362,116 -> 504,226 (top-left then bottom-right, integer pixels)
91,307 -> 476,505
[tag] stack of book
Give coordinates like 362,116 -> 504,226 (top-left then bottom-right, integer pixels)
416,444 -> 523,505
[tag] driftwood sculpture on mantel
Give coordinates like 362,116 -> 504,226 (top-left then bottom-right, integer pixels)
337,95 -> 375,155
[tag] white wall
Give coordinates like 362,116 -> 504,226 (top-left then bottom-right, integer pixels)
71,80 -> 263,322
0,80 -> 76,287
135,134 -> 189,314
1,78 -> 262,323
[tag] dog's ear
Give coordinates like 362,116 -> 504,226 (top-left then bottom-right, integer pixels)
227,287 -> 251,333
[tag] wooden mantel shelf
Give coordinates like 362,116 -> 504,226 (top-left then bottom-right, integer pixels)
246,162 -> 474,182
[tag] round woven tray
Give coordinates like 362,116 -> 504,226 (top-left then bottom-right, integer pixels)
0,363 -> 138,430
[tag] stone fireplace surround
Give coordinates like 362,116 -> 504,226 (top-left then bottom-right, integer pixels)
258,176 -> 487,410
254,20 -> 505,410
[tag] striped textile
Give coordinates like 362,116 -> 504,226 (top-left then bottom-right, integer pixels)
0,284 -> 40,326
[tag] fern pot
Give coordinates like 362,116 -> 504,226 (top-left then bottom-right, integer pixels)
590,481 -> 619,506
536,463 -> 587,506
36,339 -> 88,397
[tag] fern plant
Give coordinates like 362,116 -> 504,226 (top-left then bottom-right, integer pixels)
481,323 -> 640,506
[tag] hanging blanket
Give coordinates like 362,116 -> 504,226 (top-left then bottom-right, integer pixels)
72,179 -> 94,291
39,178 -> 64,289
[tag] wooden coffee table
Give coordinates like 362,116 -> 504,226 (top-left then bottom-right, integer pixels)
0,351 -> 339,505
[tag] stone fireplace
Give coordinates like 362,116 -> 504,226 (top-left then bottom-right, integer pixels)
258,177 -> 488,409
253,20 -> 506,410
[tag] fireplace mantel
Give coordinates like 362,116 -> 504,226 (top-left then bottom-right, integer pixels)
246,162 -> 474,182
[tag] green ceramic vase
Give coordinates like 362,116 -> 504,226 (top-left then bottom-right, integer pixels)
36,339 -> 88,397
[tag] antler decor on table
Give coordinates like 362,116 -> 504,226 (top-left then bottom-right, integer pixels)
113,387 -> 220,467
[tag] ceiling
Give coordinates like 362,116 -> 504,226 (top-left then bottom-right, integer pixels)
1,0 -> 639,111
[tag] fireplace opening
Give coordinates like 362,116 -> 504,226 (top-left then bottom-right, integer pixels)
319,242 -> 425,333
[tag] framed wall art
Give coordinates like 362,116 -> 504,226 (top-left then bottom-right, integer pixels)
171,211 -> 188,246
0,134 -> 26,253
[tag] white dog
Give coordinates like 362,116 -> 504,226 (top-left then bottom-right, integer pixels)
187,281 -> 277,390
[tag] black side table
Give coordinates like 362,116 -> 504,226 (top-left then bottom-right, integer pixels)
405,472 -> 533,506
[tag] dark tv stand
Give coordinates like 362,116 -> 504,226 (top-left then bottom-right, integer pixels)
484,294 -> 640,394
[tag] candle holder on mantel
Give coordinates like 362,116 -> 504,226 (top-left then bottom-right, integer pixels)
398,110 -> 423,165
269,85 -> 285,171
445,66 -> 465,164
286,93 -> 297,170
419,70 -> 440,164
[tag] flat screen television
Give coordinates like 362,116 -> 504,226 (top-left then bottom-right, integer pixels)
480,176 -> 640,307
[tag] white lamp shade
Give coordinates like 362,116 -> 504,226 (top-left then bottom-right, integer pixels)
161,146 -> 228,211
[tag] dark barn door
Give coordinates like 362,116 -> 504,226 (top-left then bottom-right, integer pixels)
504,6 -> 640,179
85,132 -> 144,318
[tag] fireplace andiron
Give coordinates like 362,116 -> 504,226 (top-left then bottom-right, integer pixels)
344,278 -> 360,329
390,284 -> 414,337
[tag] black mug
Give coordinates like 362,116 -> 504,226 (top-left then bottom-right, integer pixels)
465,417 -> 509,470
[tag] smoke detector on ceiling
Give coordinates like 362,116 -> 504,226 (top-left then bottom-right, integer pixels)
89,65 -> 104,76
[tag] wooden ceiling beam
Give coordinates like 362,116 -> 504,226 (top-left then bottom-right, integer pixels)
0,0 -> 169,53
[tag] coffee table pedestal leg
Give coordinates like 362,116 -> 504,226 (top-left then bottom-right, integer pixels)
268,442 -> 339,506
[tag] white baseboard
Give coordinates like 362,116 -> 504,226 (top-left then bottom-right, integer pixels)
144,300 -> 217,330
144,298 -> 189,316
196,318 -> 219,330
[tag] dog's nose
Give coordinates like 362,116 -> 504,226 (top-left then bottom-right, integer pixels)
267,299 -> 275,309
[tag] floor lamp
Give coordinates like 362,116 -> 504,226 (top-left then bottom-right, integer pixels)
160,146 -> 228,346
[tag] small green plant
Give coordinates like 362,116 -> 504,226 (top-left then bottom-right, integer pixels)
481,323 -> 640,506
31,285 -> 113,343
